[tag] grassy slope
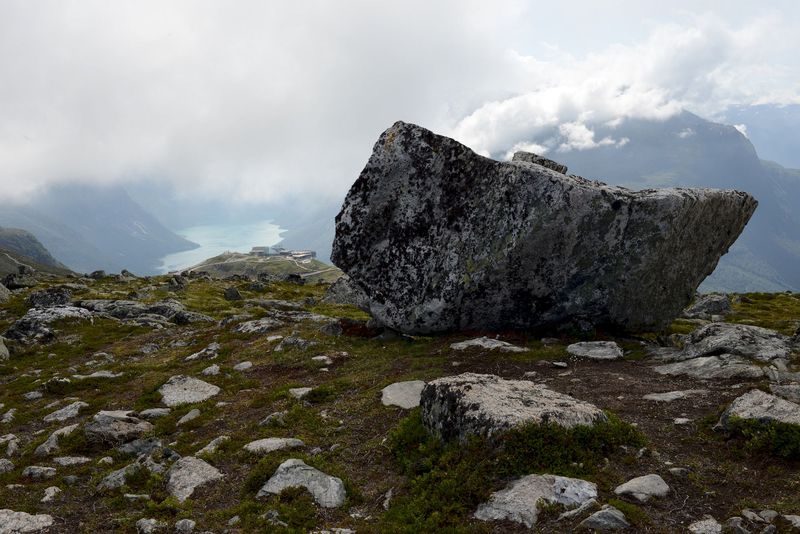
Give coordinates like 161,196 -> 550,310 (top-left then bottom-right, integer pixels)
185,252 -> 342,284
0,278 -> 798,532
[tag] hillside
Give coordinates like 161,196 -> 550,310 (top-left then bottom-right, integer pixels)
0,227 -> 67,271
184,252 -> 342,283
0,247 -> 72,278
0,185 -> 198,275
0,271 -> 799,532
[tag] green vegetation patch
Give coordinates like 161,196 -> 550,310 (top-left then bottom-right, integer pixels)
382,409 -> 645,532
728,416 -> 800,460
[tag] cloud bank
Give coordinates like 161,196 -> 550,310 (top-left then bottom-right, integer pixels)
0,1 -> 797,203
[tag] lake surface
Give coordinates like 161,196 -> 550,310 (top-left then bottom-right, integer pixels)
158,220 -> 285,273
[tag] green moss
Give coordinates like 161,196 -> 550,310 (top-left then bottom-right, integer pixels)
607,498 -> 651,527
382,409 -> 645,531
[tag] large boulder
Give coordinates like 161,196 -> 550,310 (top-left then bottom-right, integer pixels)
420,373 -> 607,442
717,389 -> 800,430
331,121 -> 756,334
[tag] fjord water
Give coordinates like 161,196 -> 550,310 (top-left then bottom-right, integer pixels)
158,220 -> 284,273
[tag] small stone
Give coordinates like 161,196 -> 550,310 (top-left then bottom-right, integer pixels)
23,391 -> 43,401
551,361 -> 568,368
98,456 -> 114,465
223,287 -> 242,301
227,516 -> 240,526
643,390 -> 707,402
742,509 -> 765,523
674,418 -> 692,426
136,518 -> 166,533
760,510 -> 779,523
259,411 -> 288,427
196,435 -> 230,456
312,355 -> 334,365
42,401 -> 89,423
174,518 -> 196,533
668,467 -> 690,477
381,380 -> 426,409
724,517 -> 750,534
53,456 -> 91,466
450,337 -> 528,353
256,458 -> 346,507
289,387 -> 312,400
0,458 -> 14,474
233,361 -> 253,372
201,364 -> 220,376
688,515 -> 722,533
566,341 -> 623,360
614,474 -> 670,502
124,493 -> 151,502
40,486 -> 62,503
139,408 -> 171,420
244,437 -> 304,455
579,505 -> 630,531
177,409 -> 201,426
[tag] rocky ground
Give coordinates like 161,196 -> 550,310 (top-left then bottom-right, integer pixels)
1,270 -> 799,533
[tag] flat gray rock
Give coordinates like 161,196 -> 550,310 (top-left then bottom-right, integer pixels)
381,380 -> 426,409
579,505 -> 630,531
420,373 -> 607,442
166,456 -> 224,502
139,408 -> 171,419
643,389 -> 708,402
196,435 -> 230,456
22,466 -> 56,480
52,456 -> 91,466
473,474 -> 597,527
256,458 -> 345,508
84,410 -> 154,446
450,337 -> 527,353
614,474 -> 670,502
43,400 -> 89,423
718,389 -> 800,430
331,121 -> 756,334
233,317 -> 284,334
566,341 -> 623,360
0,509 -> 54,533
688,516 -> 723,534
159,375 -> 220,407
682,294 -> 732,319
679,323 -> 795,363
243,437 -> 304,455
653,355 -> 764,380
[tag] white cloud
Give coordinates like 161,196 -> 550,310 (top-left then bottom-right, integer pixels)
0,2 -> 797,204
678,128 -> 696,139
734,123 -> 749,137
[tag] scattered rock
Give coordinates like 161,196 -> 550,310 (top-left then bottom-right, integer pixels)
166,456 -> 224,502
421,373 -> 607,442
289,387 -> 313,400
177,409 -> 201,426
717,389 -> 800,430
28,287 -> 72,308
185,342 -> 221,361
233,361 -> 253,372
579,505 -> 630,531
331,121 -> 756,334
566,341 -> 623,360
654,355 -> 765,380
52,456 -> 91,466
35,424 -> 79,457
680,323 -> 795,362
41,486 -> 62,503
473,474 -> 597,527
683,294 -> 733,319
233,317 -> 284,334
97,463 -> 140,491
450,337 -> 527,353
223,287 -> 242,301
0,283 -> 10,303
0,459 -> 13,474
312,355 -> 334,365
614,474 -> 670,502
0,509 -> 54,533
244,437 -> 304,455
201,364 -> 220,376
197,436 -> 230,456
139,408 -> 171,420
0,337 -> 9,361
159,376 -> 220,407
22,466 -> 57,480
259,411 -> 288,427
5,306 -> 94,342
0,434 -> 19,456
643,389 -> 708,402
136,518 -> 166,534
84,410 -> 154,446
322,275 -> 370,310
43,400 -> 89,423
275,336 -> 318,352
381,380 -> 426,409
174,518 -> 196,533
256,459 -> 346,508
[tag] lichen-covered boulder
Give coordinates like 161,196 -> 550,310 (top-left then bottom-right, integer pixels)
332,121 -> 756,334
420,373 -> 607,442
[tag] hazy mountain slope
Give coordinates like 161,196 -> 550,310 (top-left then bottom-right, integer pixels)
0,227 -> 67,269
721,104 -> 800,169
0,185 -> 198,274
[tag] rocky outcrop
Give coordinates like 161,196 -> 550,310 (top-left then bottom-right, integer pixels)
332,121 -> 756,334
420,373 -> 607,442
28,287 -> 71,308
4,306 -> 94,342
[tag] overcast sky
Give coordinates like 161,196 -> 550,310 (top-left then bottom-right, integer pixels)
0,0 -> 798,204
